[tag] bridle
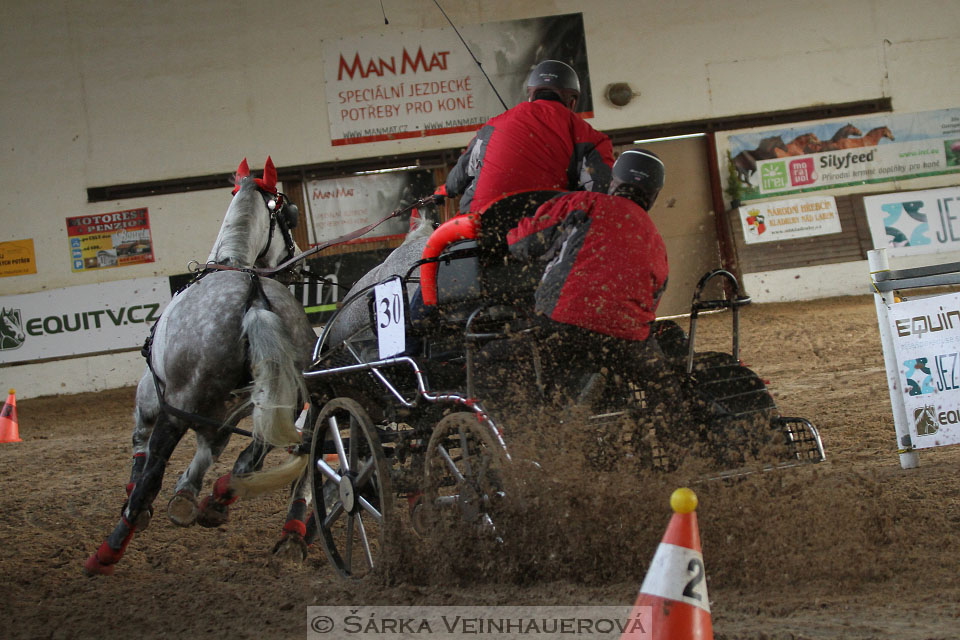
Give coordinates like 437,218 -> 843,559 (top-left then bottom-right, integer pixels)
255,188 -> 299,268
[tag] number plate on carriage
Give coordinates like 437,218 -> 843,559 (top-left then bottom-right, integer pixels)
374,277 -> 405,358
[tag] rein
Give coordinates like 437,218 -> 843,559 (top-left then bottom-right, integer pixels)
142,193 -> 441,439
200,194 -> 441,278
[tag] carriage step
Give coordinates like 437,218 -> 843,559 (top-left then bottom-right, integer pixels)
778,416 -> 826,462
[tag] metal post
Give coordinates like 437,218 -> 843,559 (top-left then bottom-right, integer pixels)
868,248 -> 920,469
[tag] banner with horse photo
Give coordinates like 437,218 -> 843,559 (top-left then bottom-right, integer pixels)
322,13 -> 593,145
727,108 -> 960,202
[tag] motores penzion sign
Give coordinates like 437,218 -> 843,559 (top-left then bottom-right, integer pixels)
322,13 -> 592,146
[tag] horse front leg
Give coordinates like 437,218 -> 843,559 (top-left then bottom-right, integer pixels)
84,415 -> 185,576
168,428 -> 231,527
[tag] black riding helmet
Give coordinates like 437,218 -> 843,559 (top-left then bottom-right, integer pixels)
526,60 -> 580,110
609,149 -> 665,211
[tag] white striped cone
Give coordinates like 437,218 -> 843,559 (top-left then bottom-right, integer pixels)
622,488 -> 713,640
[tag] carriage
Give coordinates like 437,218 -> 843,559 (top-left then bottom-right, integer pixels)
84,164 -> 824,580
300,190 -> 826,578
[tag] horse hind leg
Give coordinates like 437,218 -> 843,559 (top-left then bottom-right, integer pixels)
272,401 -> 320,562
271,479 -> 312,562
168,429 -> 231,527
271,404 -> 317,561
85,414 -> 186,576
195,437 -> 269,528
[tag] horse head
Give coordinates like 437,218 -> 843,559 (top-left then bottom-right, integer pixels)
0,307 -> 25,344
871,126 -> 894,142
831,124 -> 862,141
208,157 -> 301,270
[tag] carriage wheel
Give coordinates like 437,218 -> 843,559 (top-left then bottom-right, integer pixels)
308,398 -> 393,579
423,412 -> 509,537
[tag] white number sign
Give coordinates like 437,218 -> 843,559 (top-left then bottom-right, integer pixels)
374,278 -> 405,358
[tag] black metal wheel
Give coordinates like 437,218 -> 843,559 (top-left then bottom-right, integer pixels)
309,397 -> 393,579
422,412 -> 509,536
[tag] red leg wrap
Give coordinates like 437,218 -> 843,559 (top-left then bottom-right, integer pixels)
125,482 -> 135,497
282,519 -> 307,538
84,521 -> 136,576
212,473 -> 238,506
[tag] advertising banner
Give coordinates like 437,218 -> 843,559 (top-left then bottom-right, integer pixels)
322,13 -> 593,146
67,208 -> 155,272
306,170 -> 435,243
727,108 -> 960,201
737,195 -> 841,244
0,239 -> 37,277
864,186 -> 960,257
0,277 -> 170,364
887,291 -> 960,449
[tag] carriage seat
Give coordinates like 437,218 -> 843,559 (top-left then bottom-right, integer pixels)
416,189 -> 563,315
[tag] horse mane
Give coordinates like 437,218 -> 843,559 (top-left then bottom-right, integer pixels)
207,179 -> 264,267
401,212 -> 434,246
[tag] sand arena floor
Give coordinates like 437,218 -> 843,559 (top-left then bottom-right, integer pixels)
2,295 -> 959,639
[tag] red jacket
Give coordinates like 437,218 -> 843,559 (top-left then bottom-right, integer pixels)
445,99 -> 613,214
507,191 -> 668,341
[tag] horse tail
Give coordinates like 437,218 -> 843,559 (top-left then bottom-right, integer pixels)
230,453 -> 308,499
242,279 -> 308,450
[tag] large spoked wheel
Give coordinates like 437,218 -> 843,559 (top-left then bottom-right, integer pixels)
423,412 -> 509,537
309,398 -> 393,579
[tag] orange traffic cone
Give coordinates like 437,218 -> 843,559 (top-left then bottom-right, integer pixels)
623,487 -> 713,640
0,388 -> 22,443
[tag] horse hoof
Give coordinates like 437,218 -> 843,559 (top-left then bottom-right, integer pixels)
167,491 -> 199,527
121,500 -> 153,532
133,507 -> 153,531
196,496 -> 230,528
271,532 -> 308,563
82,553 -> 114,577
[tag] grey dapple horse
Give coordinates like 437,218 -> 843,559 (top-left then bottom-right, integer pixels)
84,158 -> 319,575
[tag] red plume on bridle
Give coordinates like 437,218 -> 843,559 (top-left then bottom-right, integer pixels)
232,156 -> 278,195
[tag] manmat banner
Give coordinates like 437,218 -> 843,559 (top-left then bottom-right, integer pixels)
322,13 -> 593,146
306,169 -> 435,243
738,195 -> 841,244
0,277 -> 171,364
727,108 -> 960,201
887,291 -> 960,449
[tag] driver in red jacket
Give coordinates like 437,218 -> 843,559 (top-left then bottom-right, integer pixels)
507,149 -> 669,400
443,60 -> 614,215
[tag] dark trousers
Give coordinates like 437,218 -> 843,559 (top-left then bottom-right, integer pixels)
535,319 -> 672,403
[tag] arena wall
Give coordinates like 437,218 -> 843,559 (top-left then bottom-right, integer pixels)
2,0 -> 959,397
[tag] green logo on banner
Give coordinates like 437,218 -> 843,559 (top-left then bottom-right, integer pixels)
761,162 -> 788,191
0,307 -> 25,350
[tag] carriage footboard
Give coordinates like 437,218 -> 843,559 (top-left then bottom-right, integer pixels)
777,416 -> 825,464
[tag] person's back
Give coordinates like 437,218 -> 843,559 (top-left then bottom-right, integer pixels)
509,189 -> 668,341
506,148 -> 669,401
444,60 -> 613,215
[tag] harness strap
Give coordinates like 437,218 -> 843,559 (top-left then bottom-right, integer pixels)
220,194 -> 441,278
141,275 -> 266,438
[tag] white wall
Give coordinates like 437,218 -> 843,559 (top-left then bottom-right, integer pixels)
2,0 -> 960,396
